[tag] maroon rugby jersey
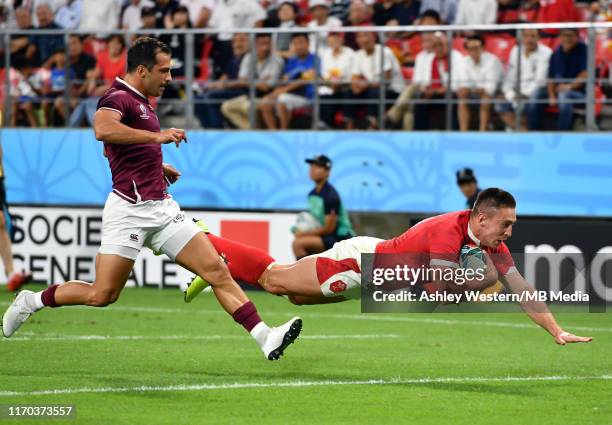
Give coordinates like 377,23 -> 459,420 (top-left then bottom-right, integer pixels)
97,77 -> 166,203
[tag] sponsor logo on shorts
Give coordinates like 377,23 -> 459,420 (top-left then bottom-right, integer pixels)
330,280 -> 347,293
130,233 -> 139,242
173,213 -> 185,223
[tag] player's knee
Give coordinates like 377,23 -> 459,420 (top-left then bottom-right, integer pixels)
88,289 -> 119,307
264,273 -> 289,296
199,259 -> 233,287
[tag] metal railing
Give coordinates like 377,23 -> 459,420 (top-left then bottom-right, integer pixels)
2,21 -> 611,131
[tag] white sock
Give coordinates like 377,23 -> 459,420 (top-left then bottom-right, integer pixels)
250,322 -> 271,348
26,291 -> 45,312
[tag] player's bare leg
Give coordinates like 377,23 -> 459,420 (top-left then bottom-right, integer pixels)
0,213 -> 33,291
1,254 -> 133,337
53,254 -> 134,306
175,232 -> 302,360
175,232 -> 250,314
259,256 -> 324,298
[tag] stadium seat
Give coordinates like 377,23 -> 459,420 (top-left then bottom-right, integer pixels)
485,35 -> 516,65
452,37 -> 468,55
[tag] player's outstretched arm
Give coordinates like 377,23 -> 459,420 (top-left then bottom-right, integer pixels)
500,272 -> 593,345
94,110 -> 186,146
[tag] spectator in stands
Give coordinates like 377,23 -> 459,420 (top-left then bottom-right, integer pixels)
55,0 -> 82,29
413,32 -> 463,130
386,9 -> 440,129
274,1 -> 299,59
329,0 -> 351,22
535,0 -> 581,39
418,0 -> 456,23
9,59 -> 39,127
68,34 -> 127,127
346,31 -> 404,129
79,0 -> 121,32
454,0 -> 496,26
140,6 -> 158,31
122,0 -> 155,31
30,0 -> 65,27
93,35 -> 128,93
160,6 -> 201,77
221,33 -> 284,129
307,0 -> 342,55
26,4 -> 64,67
195,33 -> 249,128
153,0 -> 180,28
54,35 -> 97,124
374,0 -> 421,26
260,33 -> 318,129
318,32 -> 355,128
0,0 -> 16,29
456,167 -> 481,209
456,34 -> 502,131
496,28 -> 552,131
344,1 -> 373,50
373,0 -> 398,26
208,0 -> 266,79
40,49 -> 68,126
180,0 -> 215,27
10,7 -> 33,66
527,28 -> 587,131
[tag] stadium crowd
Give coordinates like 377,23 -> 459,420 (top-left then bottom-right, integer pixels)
0,0 -> 611,130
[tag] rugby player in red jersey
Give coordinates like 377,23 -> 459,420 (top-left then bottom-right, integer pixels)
2,37 -> 301,360
188,188 -> 592,345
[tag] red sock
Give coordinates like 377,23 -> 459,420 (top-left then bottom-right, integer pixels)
232,301 -> 262,332
207,233 -> 275,287
41,284 -> 60,308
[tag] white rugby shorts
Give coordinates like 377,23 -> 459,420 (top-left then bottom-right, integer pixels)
99,192 -> 202,261
315,236 -> 384,298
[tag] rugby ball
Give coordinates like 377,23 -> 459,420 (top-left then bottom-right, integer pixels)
460,244 -> 487,271
292,212 -> 320,233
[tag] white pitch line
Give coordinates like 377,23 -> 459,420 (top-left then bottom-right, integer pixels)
2,302 -> 611,333
0,375 -> 610,398
78,305 -> 612,334
1,334 -> 400,342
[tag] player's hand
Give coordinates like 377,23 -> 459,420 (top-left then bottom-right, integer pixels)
162,163 -> 181,184
156,128 -> 187,147
553,330 -> 593,345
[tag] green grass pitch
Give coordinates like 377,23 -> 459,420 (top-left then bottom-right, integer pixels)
1,285 -> 610,425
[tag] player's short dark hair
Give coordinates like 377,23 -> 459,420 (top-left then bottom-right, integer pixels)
419,9 -> 441,23
291,32 -> 309,42
256,32 -> 272,40
471,188 -> 516,217
127,37 -> 172,73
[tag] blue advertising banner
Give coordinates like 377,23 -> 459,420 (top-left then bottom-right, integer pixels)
2,129 -> 611,216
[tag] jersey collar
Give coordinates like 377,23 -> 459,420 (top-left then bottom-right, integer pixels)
467,223 -> 481,247
115,77 -> 147,100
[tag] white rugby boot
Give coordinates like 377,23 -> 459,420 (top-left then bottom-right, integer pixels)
2,290 -> 36,337
260,317 -> 302,360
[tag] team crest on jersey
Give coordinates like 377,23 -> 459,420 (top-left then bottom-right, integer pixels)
330,280 -> 347,293
139,104 -> 150,119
